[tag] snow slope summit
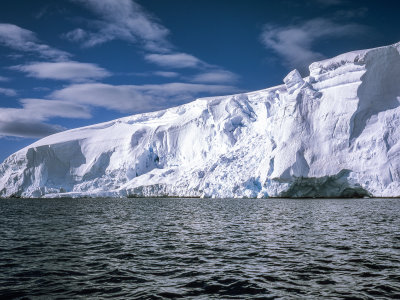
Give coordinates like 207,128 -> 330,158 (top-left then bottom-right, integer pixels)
2,41 -> 400,198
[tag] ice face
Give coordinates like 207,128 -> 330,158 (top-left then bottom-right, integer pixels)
283,69 -> 305,94
1,41 -> 400,198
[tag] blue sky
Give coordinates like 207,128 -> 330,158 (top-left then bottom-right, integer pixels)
0,0 -> 399,161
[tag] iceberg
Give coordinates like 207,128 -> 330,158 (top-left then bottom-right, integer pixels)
2,41 -> 400,198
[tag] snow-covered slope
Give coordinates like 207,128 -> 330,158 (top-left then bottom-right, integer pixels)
2,41 -> 400,198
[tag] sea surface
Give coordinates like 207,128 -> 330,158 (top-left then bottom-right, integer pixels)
0,198 -> 399,299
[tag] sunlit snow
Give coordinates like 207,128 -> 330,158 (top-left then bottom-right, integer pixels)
1,42 -> 400,198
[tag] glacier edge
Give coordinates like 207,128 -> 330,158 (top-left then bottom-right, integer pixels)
2,41 -> 400,198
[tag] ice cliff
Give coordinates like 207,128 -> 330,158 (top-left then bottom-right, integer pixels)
2,42 -> 400,198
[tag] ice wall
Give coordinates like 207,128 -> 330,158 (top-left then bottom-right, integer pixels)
1,41 -> 400,198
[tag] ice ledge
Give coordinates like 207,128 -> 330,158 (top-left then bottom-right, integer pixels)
283,69 -> 305,94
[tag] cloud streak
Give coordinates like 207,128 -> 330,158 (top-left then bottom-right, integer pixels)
0,119 -> 65,139
19,99 -> 92,119
260,18 -> 371,72
65,0 -> 170,51
0,99 -> 91,138
66,0 -> 239,84
153,71 -> 179,78
50,82 -> 239,113
11,61 -> 111,82
0,88 -> 17,97
145,53 -> 206,69
191,70 -> 239,84
0,79 -> 238,138
0,23 -> 71,61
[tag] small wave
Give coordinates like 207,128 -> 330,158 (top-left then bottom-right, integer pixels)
0,197 -> 399,299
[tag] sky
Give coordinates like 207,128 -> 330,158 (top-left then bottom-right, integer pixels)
0,0 -> 399,161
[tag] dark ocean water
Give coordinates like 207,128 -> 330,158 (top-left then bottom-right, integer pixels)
0,198 -> 399,299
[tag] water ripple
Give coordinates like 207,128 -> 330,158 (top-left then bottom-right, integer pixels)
0,198 -> 399,299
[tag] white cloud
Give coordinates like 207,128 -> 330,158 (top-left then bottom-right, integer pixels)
51,83 -> 154,112
66,1 -> 239,83
136,82 -> 239,96
19,99 -> 92,119
122,70 -> 180,78
65,0 -> 170,51
33,87 -> 51,92
64,28 -> 87,42
50,82 -> 239,113
0,23 -> 71,61
145,53 -> 206,69
191,70 -> 239,84
0,88 -> 17,97
153,71 -> 179,78
260,18 -> 371,71
0,76 -> 9,82
11,61 -> 111,82
0,99 -> 91,138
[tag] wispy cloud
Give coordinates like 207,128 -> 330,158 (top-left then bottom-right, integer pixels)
0,118 -> 65,138
11,61 -> 111,82
66,0 -> 239,84
260,18 -> 371,72
0,99 -> 91,138
50,82 -> 239,113
0,76 -> 10,82
153,71 -> 179,78
0,23 -> 71,61
145,53 -> 206,69
64,28 -> 87,43
1,80 -> 239,138
0,88 -> 17,97
191,70 -> 239,84
334,8 -> 368,19
19,99 -> 92,119
65,0 -> 170,51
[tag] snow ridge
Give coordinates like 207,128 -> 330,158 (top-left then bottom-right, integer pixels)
2,41 -> 400,198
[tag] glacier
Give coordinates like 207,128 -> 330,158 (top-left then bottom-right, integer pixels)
2,41 -> 400,198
